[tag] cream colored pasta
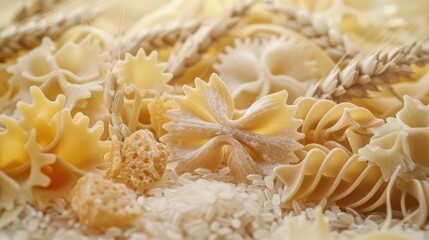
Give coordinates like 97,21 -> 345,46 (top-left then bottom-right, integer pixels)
215,35 -> 332,108
275,147 -> 387,213
0,87 -> 109,207
359,96 -> 429,181
161,74 -> 303,182
295,97 -> 384,153
2,37 -> 109,115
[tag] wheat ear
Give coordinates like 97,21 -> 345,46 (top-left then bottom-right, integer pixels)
306,42 -> 429,102
167,0 -> 255,81
0,5 -> 103,62
112,20 -> 201,59
104,72 -> 130,143
13,0 -> 63,23
266,3 -> 359,62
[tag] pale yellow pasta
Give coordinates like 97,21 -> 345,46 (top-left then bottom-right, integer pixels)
295,97 -> 384,153
116,49 -> 173,131
400,179 -> 429,227
70,173 -> 141,230
106,129 -> 168,194
116,49 -> 173,95
275,147 -> 387,213
0,87 -> 109,209
214,35 -> 334,108
147,96 -> 178,138
1,37 -> 109,115
359,96 -> 429,181
0,172 -> 25,228
160,74 -> 303,182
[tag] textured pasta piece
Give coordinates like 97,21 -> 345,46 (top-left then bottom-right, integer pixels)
274,148 -> 387,213
214,35 -> 334,108
107,129 -> 168,194
359,96 -> 429,181
117,48 -> 173,95
295,97 -> 384,153
1,37 -> 108,114
147,96 -> 178,138
0,87 -> 109,206
70,173 -> 141,230
160,74 -> 303,182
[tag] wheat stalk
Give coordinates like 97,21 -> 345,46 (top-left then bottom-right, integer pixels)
306,42 -> 429,102
266,3 -> 359,62
0,4 -> 103,62
167,0 -> 255,81
13,0 -> 63,23
112,20 -> 201,59
104,72 -> 130,143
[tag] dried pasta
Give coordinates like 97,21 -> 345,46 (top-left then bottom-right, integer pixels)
274,147 -> 387,213
1,37 -> 109,114
160,74 -> 303,182
214,36 -> 333,108
0,86 -> 109,207
295,97 -> 384,153
359,96 -> 429,181
70,173 -> 141,230
106,129 -> 168,194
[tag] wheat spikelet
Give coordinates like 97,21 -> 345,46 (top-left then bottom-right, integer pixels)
112,20 -> 201,59
266,3 -> 359,62
103,72 -> 130,143
13,0 -> 63,23
167,0 -> 255,81
0,4 -> 103,62
306,42 -> 429,102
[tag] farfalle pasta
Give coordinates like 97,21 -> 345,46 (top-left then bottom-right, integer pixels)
214,35 -> 334,108
0,86 -> 109,210
295,97 -> 384,153
160,74 -> 303,182
274,147 -> 387,213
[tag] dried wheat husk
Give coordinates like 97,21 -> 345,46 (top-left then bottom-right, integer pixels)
167,0 -> 255,81
266,3 -> 360,63
306,42 -> 429,102
0,3 -> 104,62
12,0 -> 63,23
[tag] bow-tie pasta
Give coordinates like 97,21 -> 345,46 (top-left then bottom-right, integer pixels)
160,74 -> 303,182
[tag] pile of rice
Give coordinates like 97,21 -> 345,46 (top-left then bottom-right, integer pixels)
2,165 -> 428,239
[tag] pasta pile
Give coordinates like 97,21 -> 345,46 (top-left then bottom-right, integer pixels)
1,0 -> 429,234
